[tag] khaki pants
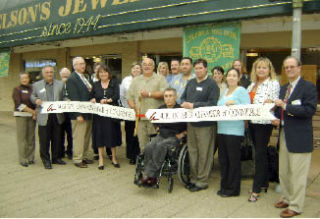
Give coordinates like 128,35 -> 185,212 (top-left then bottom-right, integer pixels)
279,129 -> 311,213
72,120 -> 93,163
15,117 -> 36,163
137,120 -> 156,150
187,124 -> 216,187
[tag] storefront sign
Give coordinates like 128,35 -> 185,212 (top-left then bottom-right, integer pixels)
183,22 -> 240,73
1,0 -> 319,49
0,51 -> 10,78
146,104 -> 276,123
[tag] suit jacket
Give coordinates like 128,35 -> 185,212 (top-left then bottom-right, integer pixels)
30,79 -> 65,126
66,72 -> 92,120
275,78 -> 318,153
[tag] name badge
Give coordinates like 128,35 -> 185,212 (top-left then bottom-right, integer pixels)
196,87 -> 203,91
291,99 -> 301,105
40,88 -> 46,93
21,90 -> 28,94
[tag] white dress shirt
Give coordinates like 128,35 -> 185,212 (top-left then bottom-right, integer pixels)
120,75 -> 133,108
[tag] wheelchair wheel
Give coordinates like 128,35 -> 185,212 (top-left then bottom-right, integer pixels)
168,176 -> 174,193
177,143 -> 190,185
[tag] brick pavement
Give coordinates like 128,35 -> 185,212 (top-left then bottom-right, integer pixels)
0,112 -> 319,218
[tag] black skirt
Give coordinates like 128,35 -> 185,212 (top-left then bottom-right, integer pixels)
92,115 -> 122,148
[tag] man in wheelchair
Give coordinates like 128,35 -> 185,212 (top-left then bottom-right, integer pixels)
138,88 -> 187,187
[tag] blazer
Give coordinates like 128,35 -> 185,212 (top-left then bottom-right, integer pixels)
66,72 -> 93,120
30,79 -> 65,126
275,78 -> 318,153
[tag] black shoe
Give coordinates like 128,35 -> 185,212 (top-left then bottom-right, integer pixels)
43,161 -> 52,169
185,183 -> 195,190
112,162 -> 120,168
129,159 -> 136,165
82,159 -> 94,164
28,160 -> 34,165
74,162 -> 88,168
98,165 -> 104,170
52,159 -> 66,165
220,193 -> 239,198
93,155 -> 99,160
20,162 -> 28,167
189,185 -> 208,192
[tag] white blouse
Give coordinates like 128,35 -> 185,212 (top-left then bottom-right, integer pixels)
120,75 -> 133,108
247,77 -> 280,124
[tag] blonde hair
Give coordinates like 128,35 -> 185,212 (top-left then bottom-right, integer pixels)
232,59 -> 247,75
250,57 -> 277,83
157,62 -> 169,76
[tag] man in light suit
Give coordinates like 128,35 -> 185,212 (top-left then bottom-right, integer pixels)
66,57 -> 93,168
273,56 -> 318,218
31,65 -> 66,169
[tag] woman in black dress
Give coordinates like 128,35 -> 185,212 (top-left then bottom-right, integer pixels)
90,64 -> 122,170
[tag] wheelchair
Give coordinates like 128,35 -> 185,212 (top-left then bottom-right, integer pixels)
133,137 -> 190,193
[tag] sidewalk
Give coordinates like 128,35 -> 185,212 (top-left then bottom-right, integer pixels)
0,112 -> 319,218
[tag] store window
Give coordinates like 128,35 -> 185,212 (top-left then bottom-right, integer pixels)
76,54 -> 122,82
24,59 -> 57,83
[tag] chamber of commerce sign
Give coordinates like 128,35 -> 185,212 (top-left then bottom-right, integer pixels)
0,0 -> 319,49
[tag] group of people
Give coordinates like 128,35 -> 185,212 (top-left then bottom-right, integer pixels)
12,55 -> 317,218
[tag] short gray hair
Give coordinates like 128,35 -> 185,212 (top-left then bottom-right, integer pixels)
41,65 -> 54,74
59,67 -> 71,76
141,57 -> 155,67
72,57 -> 85,67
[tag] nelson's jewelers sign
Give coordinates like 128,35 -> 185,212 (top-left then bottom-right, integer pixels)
0,0 -> 319,49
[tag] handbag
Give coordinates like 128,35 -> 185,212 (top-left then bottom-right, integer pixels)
240,130 -> 254,161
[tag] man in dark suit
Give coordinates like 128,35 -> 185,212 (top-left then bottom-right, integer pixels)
273,56 -> 318,218
30,65 -> 66,169
66,57 -> 94,168
59,67 -> 73,160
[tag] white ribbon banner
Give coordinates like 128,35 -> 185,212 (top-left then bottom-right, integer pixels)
41,102 -> 276,123
41,101 -> 136,121
145,104 -> 276,123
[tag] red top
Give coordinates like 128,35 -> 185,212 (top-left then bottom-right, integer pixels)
249,91 -> 256,104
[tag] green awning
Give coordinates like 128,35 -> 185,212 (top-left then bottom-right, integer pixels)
0,0 -> 319,49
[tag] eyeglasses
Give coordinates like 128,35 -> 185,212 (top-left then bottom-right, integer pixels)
284,66 -> 298,70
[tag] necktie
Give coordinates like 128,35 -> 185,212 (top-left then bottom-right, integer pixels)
80,74 -> 92,91
281,84 -> 292,123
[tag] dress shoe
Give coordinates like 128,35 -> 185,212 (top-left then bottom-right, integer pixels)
28,160 -> 34,165
74,162 -> 88,168
43,162 -> 52,169
129,159 -> 136,165
82,159 -> 94,164
141,177 -> 157,187
185,183 -> 195,190
280,209 -> 301,218
189,185 -> 208,192
275,200 -> 289,209
20,162 -> 28,167
98,165 -> 104,170
112,162 -> 120,168
52,159 -> 66,165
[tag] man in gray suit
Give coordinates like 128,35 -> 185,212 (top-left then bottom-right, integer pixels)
31,65 -> 65,169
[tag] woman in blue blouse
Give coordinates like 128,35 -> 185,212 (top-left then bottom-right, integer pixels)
217,68 -> 251,197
